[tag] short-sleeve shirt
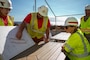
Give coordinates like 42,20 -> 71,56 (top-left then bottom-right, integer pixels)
24,13 -> 51,29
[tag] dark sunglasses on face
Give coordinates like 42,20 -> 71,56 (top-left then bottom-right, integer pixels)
64,26 -> 74,29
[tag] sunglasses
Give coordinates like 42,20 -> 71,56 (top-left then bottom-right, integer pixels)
64,26 -> 74,29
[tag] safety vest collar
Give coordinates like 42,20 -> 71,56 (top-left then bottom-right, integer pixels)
30,13 -> 48,34
0,16 -> 13,26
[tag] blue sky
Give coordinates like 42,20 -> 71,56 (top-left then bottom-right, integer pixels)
10,0 -> 90,25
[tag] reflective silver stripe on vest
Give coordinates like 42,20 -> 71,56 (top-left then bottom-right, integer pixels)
30,13 -> 47,34
65,43 -> 73,51
69,32 -> 90,58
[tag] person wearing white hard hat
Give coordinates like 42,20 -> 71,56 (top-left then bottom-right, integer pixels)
80,4 -> 90,43
0,0 -> 14,26
16,5 -> 51,44
61,17 -> 90,60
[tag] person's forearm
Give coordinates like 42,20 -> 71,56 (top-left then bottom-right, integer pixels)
18,21 -> 26,32
16,21 -> 26,40
46,28 -> 50,39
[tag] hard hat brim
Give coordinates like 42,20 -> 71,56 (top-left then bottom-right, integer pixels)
38,11 -> 47,17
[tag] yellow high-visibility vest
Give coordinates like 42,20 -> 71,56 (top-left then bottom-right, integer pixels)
64,29 -> 90,60
0,16 -> 14,26
80,16 -> 90,34
27,12 -> 48,39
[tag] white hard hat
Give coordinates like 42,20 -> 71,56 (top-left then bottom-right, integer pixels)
38,5 -> 48,17
85,4 -> 90,10
65,17 -> 78,26
0,0 -> 12,9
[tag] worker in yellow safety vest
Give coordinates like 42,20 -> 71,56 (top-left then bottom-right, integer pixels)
61,17 -> 90,60
16,5 -> 51,44
0,0 -> 14,26
80,4 -> 90,43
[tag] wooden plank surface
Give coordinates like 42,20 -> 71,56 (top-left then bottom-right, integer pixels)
17,42 -> 65,60
50,32 -> 71,41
